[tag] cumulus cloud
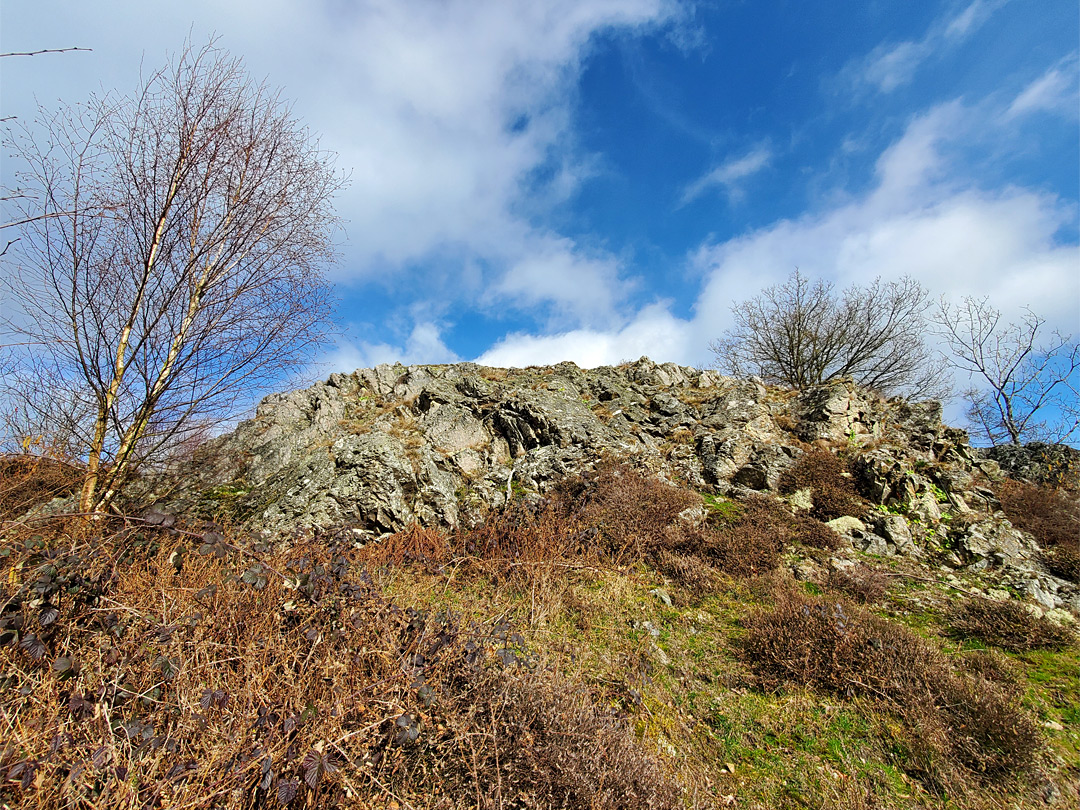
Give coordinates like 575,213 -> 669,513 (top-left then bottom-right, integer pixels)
483,98 -> 1078,371
491,233 -> 625,326
476,303 -> 697,368
679,144 -> 772,206
0,0 -> 675,325
693,101 -> 1078,335
324,322 -> 461,373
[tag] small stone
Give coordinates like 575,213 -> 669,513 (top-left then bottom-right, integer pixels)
1043,608 -> 1076,627
859,533 -> 891,556
826,516 -> 866,536
648,640 -> 670,666
788,488 -> 814,511
985,588 -> 1011,602
650,588 -> 673,607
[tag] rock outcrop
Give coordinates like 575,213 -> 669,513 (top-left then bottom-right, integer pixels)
165,358 -> 1078,614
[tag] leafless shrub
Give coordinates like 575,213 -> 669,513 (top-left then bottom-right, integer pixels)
550,460 -> 698,564
710,269 -> 949,398
0,516 -> 689,810
658,495 -> 789,579
947,596 -> 1076,652
742,589 -> 1040,789
778,449 -> 867,521
792,514 -> 841,550
826,564 -> 890,604
956,649 -> 1022,698
994,480 -> 1080,583
0,454 -> 82,520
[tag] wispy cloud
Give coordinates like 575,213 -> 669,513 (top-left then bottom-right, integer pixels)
481,96 -> 1078,372
1,0 -> 676,331
842,0 -> 1007,94
1006,54 -> 1080,119
679,144 -> 772,206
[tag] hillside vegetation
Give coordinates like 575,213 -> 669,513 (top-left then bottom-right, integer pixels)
1,360 -> 1077,809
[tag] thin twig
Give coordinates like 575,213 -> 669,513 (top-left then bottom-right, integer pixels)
0,47 -> 91,58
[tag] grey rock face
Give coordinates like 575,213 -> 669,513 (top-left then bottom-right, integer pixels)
980,442 -> 1080,489
166,360 -> 1066,596
177,361 -> 947,537
154,358 -> 1080,617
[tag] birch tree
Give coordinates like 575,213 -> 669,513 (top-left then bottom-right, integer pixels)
1,42 -> 343,513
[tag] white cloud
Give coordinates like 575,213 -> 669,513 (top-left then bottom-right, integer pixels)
693,101 -> 1079,339
843,0 -> 1005,94
484,100 -> 1079,372
1006,55 -> 1080,119
476,303 -> 697,367
492,233 -> 625,326
943,0 -> 1004,41
680,144 -> 772,205
325,322 -> 461,372
863,40 -> 930,93
0,0 -> 675,323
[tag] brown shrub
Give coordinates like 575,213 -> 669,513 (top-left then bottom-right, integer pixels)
653,545 -> 721,592
551,461 -> 698,563
657,494 -> 790,579
371,464 -> 828,593
360,522 -> 452,569
947,596 -> 1076,652
0,454 -> 82,520
777,449 -> 867,521
0,517 -> 689,810
826,564 -> 891,604
742,589 -> 1040,788
956,649 -> 1022,697
792,514 -> 841,550
995,480 -> 1080,583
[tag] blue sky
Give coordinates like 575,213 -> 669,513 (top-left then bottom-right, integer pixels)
2,1 -> 1078,386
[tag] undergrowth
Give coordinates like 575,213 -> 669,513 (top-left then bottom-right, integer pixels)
2,461 -> 1075,809
994,480 -> 1080,584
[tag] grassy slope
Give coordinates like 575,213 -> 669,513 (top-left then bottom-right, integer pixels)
1,466 -> 1077,809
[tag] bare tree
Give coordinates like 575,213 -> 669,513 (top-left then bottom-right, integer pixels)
710,269 -> 948,398
935,297 -> 1079,446
1,42 -> 344,514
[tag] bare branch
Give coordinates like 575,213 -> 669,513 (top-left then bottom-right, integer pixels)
1,40 -> 343,513
710,269 -> 949,399
934,297 -> 1080,446
0,47 -> 91,58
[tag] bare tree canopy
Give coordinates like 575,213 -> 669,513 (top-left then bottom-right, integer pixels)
710,269 -> 948,398
935,297 -> 1079,446
1,42 -> 344,513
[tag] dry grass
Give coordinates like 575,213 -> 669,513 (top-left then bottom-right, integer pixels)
0,516 -> 687,810
3,460 -> 1068,810
0,454 -> 83,520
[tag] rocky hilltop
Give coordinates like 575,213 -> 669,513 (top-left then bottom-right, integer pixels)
174,357 -> 1077,614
